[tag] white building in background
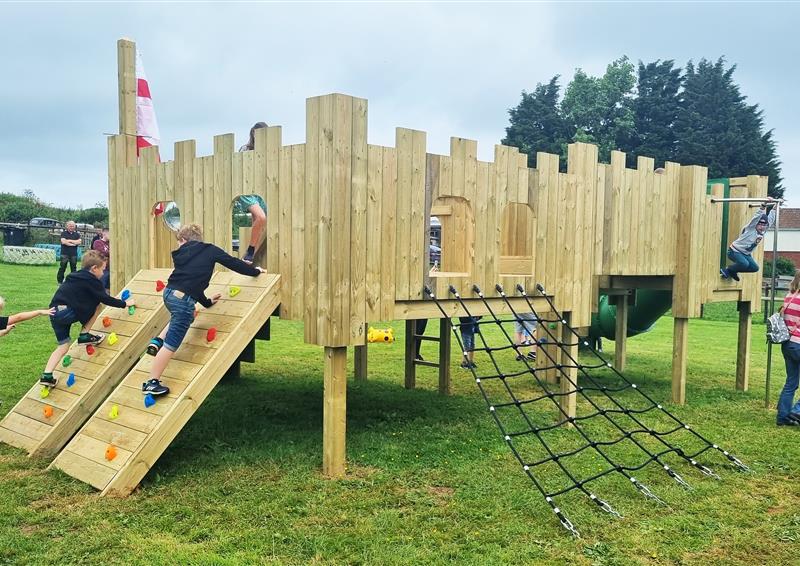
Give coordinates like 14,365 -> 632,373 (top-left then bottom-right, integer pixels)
763,208 -> 800,266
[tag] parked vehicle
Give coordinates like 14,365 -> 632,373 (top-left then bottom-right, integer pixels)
29,217 -> 62,229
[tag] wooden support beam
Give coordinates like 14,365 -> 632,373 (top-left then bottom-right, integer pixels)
323,346 -> 347,478
559,312 -> 578,420
438,318 -> 452,395
404,320 -> 416,389
736,301 -> 752,391
672,317 -> 689,404
614,297 -> 628,372
354,345 -> 368,381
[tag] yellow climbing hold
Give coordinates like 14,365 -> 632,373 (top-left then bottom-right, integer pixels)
109,404 -> 119,420
228,286 -> 241,298
40,387 -> 50,399
108,332 -> 118,346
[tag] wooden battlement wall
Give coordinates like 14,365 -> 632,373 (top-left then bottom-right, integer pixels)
109,90 -> 767,349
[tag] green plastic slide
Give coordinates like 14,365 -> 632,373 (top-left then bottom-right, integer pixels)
588,290 -> 673,341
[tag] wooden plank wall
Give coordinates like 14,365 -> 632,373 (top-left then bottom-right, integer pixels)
598,152 -> 680,276
108,91 -> 768,347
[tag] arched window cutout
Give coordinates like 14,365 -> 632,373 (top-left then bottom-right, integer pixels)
151,201 -> 181,268
429,196 -> 473,278
232,194 -> 267,262
499,203 -> 535,276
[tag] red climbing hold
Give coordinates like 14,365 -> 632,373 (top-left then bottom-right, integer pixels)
86,344 -> 95,356
206,327 -> 217,342
156,280 -> 166,292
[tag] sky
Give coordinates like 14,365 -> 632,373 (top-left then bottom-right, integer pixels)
0,2 -> 797,209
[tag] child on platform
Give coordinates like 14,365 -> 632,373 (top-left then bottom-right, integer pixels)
721,198 -> 777,281
0,296 -> 54,338
39,250 -> 134,387
144,223 -> 264,396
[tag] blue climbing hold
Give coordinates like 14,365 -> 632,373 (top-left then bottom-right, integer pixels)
121,289 -> 131,301
66,373 -> 76,387
144,393 -> 156,408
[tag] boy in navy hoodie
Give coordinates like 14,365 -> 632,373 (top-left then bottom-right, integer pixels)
39,250 -> 134,387
143,223 -> 264,396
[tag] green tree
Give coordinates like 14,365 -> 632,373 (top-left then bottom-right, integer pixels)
561,57 -> 636,162
502,76 -> 570,167
625,60 -> 683,167
674,58 -> 783,197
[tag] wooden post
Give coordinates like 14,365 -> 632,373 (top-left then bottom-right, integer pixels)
354,345 -> 368,381
323,346 -> 347,477
672,317 -> 689,404
736,301 -> 752,391
559,312 -> 578,420
117,39 -> 137,166
404,320 -> 416,389
438,318 -> 452,395
614,297 -> 628,372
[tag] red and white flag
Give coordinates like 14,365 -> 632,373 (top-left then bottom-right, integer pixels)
135,49 -> 160,156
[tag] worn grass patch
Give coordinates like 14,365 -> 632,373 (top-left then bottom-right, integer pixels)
1,264 -> 799,564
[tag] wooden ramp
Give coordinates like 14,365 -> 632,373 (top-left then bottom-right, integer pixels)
51,272 -> 281,496
0,269 -> 172,460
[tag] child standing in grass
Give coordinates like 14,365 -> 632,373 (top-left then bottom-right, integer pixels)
459,316 -> 481,369
0,296 -> 53,338
144,223 -> 264,397
39,250 -> 134,387
515,312 -> 538,361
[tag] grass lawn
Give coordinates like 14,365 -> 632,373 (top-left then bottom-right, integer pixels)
1,263 -> 799,565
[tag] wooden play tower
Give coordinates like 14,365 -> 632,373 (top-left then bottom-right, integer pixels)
106,39 -> 768,480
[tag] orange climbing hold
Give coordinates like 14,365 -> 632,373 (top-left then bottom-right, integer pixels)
105,445 -> 117,461
43,406 -> 54,419
156,280 -> 165,292
102,316 -> 112,328
206,327 -> 217,342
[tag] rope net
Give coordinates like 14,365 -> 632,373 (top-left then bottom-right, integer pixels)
425,282 -> 749,537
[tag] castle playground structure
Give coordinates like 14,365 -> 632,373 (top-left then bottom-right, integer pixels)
0,39 -> 767,496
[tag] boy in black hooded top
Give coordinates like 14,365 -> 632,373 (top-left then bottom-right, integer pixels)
39,250 -> 135,387
143,223 -> 264,397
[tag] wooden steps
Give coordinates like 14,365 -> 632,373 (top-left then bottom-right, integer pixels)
0,269 -> 172,459
50,272 -> 281,496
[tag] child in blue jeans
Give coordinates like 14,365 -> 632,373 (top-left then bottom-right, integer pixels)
459,316 -> 481,369
144,223 -> 264,396
39,250 -> 134,387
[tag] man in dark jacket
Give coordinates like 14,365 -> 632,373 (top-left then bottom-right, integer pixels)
39,250 -> 134,387
143,223 -> 264,397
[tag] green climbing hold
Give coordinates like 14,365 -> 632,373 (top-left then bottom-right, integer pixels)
62,355 -> 72,367
128,305 -> 136,316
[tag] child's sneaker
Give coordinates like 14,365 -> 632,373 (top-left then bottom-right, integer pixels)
242,252 -> 255,264
527,351 -> 537,361
39,373 -> 58,388
146,337 -> 164,356
729,271 -> 740,282
142,379 -> 170,396
78,332 -> 104,345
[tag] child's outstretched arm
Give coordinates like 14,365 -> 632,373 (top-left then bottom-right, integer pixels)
8,308 -> 56,325
213,247 -> 263,277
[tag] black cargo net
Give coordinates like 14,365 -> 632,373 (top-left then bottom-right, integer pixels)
424,283 -> 749,537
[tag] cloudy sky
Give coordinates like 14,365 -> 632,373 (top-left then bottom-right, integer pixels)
0,2 -> 797,209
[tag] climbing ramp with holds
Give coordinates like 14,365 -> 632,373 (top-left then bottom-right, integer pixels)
51,272 -> 281,496
426,283 -> 749,537
0,269 -> 172,459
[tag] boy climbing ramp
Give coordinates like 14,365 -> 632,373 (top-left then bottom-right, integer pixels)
144,223 -> 264,397
39,250 -> 134,387
721,197 -> 778,281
